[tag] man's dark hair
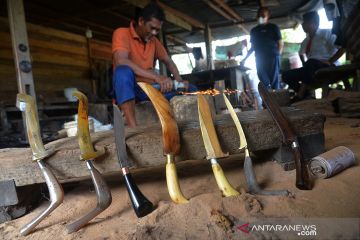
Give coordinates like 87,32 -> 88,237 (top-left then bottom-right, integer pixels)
303,11 -> 320,27
257,6 -> 270,17
138,3 -> 165,22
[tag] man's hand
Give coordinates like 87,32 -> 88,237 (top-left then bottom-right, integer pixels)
182,80 -> 189,91
155,75 -> 173,93
240,59 -> 246,67
175,80 -> 189,91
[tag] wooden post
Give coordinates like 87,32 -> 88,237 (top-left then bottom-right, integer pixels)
159,29 -> 168,76
86,28 -> 97,96
7,0 -> 36,98
204,24 -> 214,85
204,24 -> 213,71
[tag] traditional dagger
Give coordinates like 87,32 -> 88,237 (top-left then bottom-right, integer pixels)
258,82 -> 312,190
223,93 -> 289,195
16,93 -> 64,236
113,104 -> 154,217
197,94 -> 240,197
137,82 -> 189,204
66,91 -> 112,233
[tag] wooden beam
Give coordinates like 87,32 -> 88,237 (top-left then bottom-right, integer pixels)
0,108 -> 325,186
72,18 -> 114,34
213,0 -> 244,21
203,0 -> 235,21
155,0 -> 205,29
166,34 -> 187,46
204,24 -> 213,71
7,0 -> 36,97
202,0 -> 247,34
124,0 -> 193,31
105,10 -> 131,22
212,0 -> 249,34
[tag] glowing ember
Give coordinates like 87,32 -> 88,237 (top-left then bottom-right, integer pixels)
179,88 -> 242,96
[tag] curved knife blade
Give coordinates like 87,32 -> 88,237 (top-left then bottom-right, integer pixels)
223,94 -> 247,150
198,94 -> 228,159
113,105 -> 132,168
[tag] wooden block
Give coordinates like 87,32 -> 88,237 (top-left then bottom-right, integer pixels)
0,107 -> 325,187
170,95 -> 216,122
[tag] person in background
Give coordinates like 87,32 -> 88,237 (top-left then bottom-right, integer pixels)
282,11 -> 345,100
112,3 -> 196,128
241,7 -> 283,90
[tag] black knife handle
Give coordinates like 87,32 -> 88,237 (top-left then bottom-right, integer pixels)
123,173 -> 154,217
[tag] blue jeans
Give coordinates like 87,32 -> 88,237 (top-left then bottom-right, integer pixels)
113,65 -> 197,104
256,54 -> 280,90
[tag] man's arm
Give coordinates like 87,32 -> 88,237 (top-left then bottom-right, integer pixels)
113,51 -> 157,83
328,47 -> 346,65
277,40 -> 284,55
113,50 -> 173,92
161,56 -> 190,89
162,56 -> 182,81
240,47 -> 254,65
299,53 -> 306,66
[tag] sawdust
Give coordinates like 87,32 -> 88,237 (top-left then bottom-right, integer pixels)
1,117 -> 360,239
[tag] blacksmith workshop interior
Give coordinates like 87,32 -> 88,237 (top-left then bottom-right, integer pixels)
1,0 -> 360,239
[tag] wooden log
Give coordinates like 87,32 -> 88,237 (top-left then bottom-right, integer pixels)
338,97 -> 360,117
291,99 -> 337,117
0,107 -> 325,187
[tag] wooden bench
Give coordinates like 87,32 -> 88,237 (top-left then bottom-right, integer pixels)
0,107 -> 325,187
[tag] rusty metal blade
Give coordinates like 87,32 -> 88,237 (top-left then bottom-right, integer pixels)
113,105 -> 132,168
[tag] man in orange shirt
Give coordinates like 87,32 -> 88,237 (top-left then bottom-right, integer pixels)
112,3 -> 196,127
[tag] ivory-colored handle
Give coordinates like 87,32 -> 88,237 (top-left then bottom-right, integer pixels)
211,160 -> 240,197
166,160 -> 189,204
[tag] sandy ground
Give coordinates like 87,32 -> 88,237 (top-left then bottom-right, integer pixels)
1,117 -> 360,240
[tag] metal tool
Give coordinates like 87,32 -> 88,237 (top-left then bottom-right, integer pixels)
197,94 -> 240,197
113,105 -> 153,217
16,93 -> 64,236
223,94 -> 289,195
138,82 -> 189,204
66,91 -> 112,233
258,82 -> 312,190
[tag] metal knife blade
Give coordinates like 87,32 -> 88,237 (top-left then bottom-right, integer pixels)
197,95 -> 228,160
223,94 -> 247,150
113,105 -> 133,168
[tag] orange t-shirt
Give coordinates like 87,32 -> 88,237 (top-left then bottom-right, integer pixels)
112,22 -> 168,70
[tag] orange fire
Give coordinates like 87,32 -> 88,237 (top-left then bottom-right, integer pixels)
179,88 -> 241,96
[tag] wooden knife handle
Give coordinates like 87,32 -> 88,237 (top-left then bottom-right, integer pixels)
137,82 -> 180,155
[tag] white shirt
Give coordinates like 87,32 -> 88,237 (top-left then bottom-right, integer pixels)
299,29 -> 339,62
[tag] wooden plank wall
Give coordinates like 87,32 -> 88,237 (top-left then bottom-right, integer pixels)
0,17 -> 112,104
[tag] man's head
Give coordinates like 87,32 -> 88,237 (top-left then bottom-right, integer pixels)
257,7 -> 270,24
302,11 -> 319,35
135,3 -> 165,42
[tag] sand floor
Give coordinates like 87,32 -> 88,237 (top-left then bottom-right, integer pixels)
1,117 -> 360,240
